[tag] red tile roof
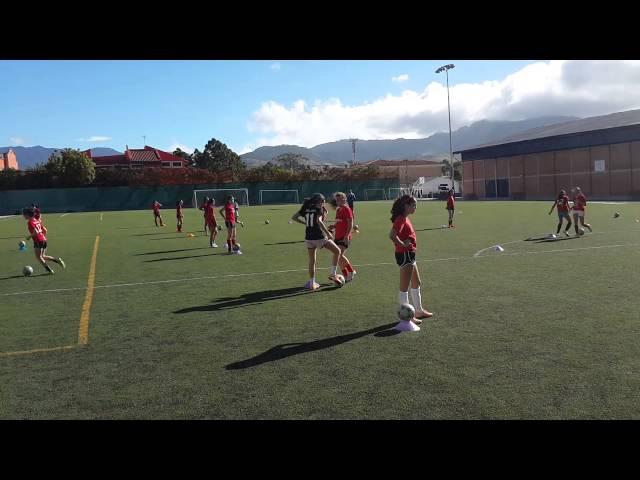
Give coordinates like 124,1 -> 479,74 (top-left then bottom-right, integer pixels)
84,145 -> 189,167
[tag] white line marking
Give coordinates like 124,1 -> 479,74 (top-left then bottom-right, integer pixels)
0,215 -> 17,221
60,213 -> 70,218
473,239 -> 525,257
100,213 -> 103,221
1,245 -> 637,298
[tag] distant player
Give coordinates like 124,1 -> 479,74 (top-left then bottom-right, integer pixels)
234,199 -> 245,228
22,207 -> 65,274
199,196 -> 210,234
152,201 -> 165,227
571,186 -> 593,235
219,196 -> 241,254
548,189 -> 572,237
329,192 -> 357,282
291,193 -> 342,290
389,195 -> 432,324
204,198 -> 219,248
176,200 -> 184,233
347,190 -> 356,214
446,189 -> 455,228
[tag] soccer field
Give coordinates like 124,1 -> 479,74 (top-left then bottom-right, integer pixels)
2,200 -> 640,419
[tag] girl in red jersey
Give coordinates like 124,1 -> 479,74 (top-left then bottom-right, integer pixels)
199,196 -> 210,234
291,193 -> 342,290
204,198 -> 219,248
176,200 -> 184,233
152,201 -> 165,227
571,187 -> 593,235
219,196 -> 242,255
389,195 -> 433,324
548,189 -> 572,237
328,192 -> 357,282
446,189 -> 455,228
32,203 -> 41,220
22,207 -> 65,274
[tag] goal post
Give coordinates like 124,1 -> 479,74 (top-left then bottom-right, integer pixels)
363,189 -> 388,201
258,189 -> 300,205
388,187 -> 402,199
192,188 -> 250,209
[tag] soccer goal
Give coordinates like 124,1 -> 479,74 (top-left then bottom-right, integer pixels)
364,189 -> 388,201
259,189 -> 300,205
388,187 -> 403,199
192,188 -> 250,209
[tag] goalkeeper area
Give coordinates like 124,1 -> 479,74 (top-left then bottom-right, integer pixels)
192,188 -> 249,208
259,190 -> 300,205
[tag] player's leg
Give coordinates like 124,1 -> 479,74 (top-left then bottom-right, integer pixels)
226,225 -> 233,253
324,240 -> 342,281
573,213 -> 580,234
398,261 -> 413,310
35,246 -> 54,273
231,227 -> 241,254
556,215 -> 563,235
305,247 -> 320,290
154,214 -> 159,227
563,214 -> 572,236
338,244 -> 356,281
581,215 -> 592,232
410,265 -> 433,320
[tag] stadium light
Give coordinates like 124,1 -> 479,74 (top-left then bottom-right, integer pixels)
435,64 -> 455,190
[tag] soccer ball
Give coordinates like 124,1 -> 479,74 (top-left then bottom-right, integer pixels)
19,240 -> 26,248
397,303 -> 415,321
265,220 -> 270,224
217,225 -> 222,231
578,228 -> 585,236
331,274 -> 345,287
614,212 -> 620,218
232,243 -> 241,251
23,266 -> 33,276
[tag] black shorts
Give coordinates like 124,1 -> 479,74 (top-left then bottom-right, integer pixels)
335,238 -> 350,249
395,251 -> 416,268
225,221 -> 236,229
33,240 -> 47,250
154,212 -> 161,217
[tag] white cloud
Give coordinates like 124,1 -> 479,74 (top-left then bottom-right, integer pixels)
79,136 -> 112,142
168,143 -> 194,154
270,62 -> 281,71
392,74 -> 409,83
246,60 -> 640,149
9,137 -> 25,145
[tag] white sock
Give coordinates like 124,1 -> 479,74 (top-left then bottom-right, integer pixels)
311,277 -> 316,285
330,266 -> 337,276
399,291 -> 409,305
411,288 -> 423,311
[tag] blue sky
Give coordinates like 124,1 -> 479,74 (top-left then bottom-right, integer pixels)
2,60 -> 638,155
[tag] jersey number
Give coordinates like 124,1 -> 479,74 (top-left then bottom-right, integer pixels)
305,212 -> 315,227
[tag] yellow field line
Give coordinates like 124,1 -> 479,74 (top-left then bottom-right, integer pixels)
0,345 -> 75,358
78,235 -> 100,345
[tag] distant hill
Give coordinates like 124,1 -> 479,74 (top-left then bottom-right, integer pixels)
0,146 -> 121,169
240,116 -> 578,166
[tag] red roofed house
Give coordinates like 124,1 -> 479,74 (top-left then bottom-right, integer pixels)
1,148 -> 19,170
83,145 -> 190,169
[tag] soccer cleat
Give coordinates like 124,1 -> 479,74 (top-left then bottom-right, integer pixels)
346,270 -> 357,282
304,280 -> 321,290
411,317 -> 423,325
586,225 -> 593,232
239,221 -> 245,228
57,258 -> 66,270
564,231 -> 570,237
234,250 -> 243,255
211,243 -> 218,248
415,310 -> 434,320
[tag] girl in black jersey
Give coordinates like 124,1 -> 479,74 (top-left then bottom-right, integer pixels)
291,193 -> 343,290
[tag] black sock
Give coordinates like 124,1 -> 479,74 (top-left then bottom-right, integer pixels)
557,224 -> 562,234
44,264 -> 53,272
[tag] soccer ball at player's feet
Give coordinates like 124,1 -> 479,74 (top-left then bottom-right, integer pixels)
23,266 -> 33,276
329,274 -> 345,287
397,303 -> 415,321
217,225 -> 222,231
578,228 -> 585,236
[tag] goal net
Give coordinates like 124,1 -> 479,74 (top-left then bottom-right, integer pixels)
259,189 -> 300,205
363,189 -> 388,201
192,188 -> 250,209
388,187 -> 403,199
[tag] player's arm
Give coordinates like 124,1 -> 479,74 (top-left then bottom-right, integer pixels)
548,200 -> 557,215
291,211 -> 305,225
345,217 -> 353,237
218,207 -> 225,219
389,227 -> 410,248
317,217 -> 333,240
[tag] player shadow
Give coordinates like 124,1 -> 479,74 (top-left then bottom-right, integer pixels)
264,240 -> 305,246
150,236 -> 197,241
174,285 -> 339,314
225,322 -> 398,370
132,232 -> 179,237
144,252 -> 225,262
135,247 -> 211,256
0,273 -> 48,281
415,226 -> 448,232
534,236 -> 581,244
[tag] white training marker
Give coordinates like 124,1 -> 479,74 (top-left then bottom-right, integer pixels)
394,320 -> 420,332
494,245 -> 505,252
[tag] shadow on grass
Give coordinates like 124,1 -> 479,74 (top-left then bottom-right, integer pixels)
175,285 -> 338,314
135,247 -> 211,256
264,240 -> 305,246
150,236 -> 196,241
534,235 -> 581,244
415,226 -> 448,232
226,322 -> 398,369
132,231 -> 178,237
144,252 -> 224,262
0,273 -> 48,281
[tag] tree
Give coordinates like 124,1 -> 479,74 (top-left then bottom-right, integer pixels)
0,168 -> 19,189
194,139 -> 245,178
273,153 -> 312,173
45,149 -> 96,186
441,158 -> 462,182
172,148 -> 193,165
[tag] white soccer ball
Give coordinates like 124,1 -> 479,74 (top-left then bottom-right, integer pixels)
332,274 -> 345,287
23,266 -> 33,276
578,228 -> 585,236
19,240 -> 26,248
397,303 -> 415,321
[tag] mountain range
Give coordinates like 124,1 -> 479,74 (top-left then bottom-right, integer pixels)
0,147 -> 121,169
240,116 -> 579,166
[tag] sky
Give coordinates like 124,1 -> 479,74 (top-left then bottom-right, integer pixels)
2,60 -> 640,155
